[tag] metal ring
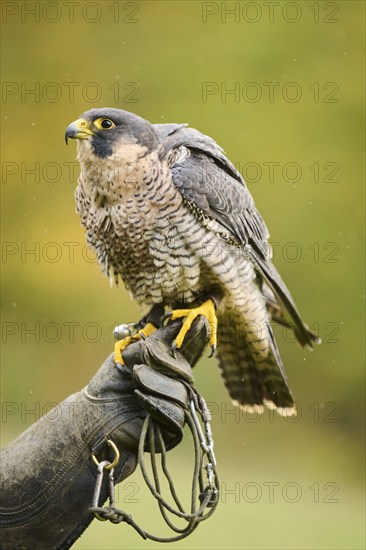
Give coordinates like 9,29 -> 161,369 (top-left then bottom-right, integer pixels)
92,438 -> 120,470
94,511 -> 108,522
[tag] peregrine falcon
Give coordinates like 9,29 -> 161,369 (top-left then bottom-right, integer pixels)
65,108 -> 319,415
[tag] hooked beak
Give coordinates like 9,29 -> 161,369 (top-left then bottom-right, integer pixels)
65,118 -> 95,144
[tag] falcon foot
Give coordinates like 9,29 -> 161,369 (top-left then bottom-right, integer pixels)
163,299 -> 218,357
113,322 -> 157,366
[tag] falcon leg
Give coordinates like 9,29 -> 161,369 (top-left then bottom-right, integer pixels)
163,296 -> 220,357
113,304 -> 164,366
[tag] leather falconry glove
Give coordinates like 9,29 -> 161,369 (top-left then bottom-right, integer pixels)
0,317 -> 210,550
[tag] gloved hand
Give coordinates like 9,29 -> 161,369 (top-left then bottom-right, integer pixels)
0,317 -> 209,550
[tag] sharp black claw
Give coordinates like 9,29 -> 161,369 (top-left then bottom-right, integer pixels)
115,362 -> 131,376
208,344 -> 216,358
114,361 -> 125,374
161,312 -> 173,326
170,340 -> 177,358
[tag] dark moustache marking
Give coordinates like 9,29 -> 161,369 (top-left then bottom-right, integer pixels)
90,135 -> 113,158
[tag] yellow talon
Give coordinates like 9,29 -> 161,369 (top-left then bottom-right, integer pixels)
169,299 -> 218,353
114,335 -> 137,364
137,322 -> 157,340
114,322 -> 158,365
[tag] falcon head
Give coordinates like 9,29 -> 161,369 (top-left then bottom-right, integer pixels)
65,108 -> 158,159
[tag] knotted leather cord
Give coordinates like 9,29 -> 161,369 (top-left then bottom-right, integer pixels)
89,386 -> 219,543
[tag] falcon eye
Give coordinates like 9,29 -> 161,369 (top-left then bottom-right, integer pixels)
101,119 -> 113,129
93,117 -> 116,130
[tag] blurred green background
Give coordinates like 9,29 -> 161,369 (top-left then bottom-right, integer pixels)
1,1 -> 364,549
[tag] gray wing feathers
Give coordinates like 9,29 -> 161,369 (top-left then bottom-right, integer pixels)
170,149 -> 271,258
158,123 -> 316,348
253,248 -> 320,346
